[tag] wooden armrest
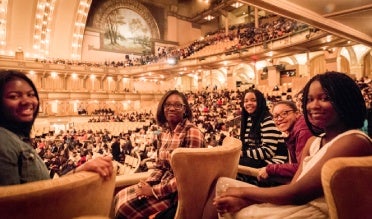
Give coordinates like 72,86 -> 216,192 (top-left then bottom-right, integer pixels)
238,165 -> 260,177
140,157 -> 156,166
115,171 -> 153,189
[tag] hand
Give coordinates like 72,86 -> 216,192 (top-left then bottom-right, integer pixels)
257,167 -> 269,181
136,180 -> 152,199
76,156 -> 113,180
213,195 -> 251,214
219,186 -> 243,198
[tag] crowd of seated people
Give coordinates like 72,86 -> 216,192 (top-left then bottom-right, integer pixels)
33,125 -> 159,178
33,15 -> 307,70
233,17 -> 306,49
88,111 -> 155,123
91,108 -> 115,116
32,77 -> 372,179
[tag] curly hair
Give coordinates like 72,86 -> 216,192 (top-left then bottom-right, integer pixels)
0,70 -> 40,137
301,71 -> 366,136
273,100 -> 298,112
155,90 -> 193,128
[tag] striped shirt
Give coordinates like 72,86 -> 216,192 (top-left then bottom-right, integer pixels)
242,115 -> 287,164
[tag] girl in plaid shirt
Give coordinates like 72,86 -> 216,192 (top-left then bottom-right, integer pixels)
114,90 -> 205,219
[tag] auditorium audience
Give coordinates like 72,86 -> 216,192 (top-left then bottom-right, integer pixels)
22,54 -> 372,181
28,77 -> 371,181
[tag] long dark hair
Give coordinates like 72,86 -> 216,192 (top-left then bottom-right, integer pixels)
0,70 -> 40,138
301,71 -> 366,136
240,88 -> 271,141
156,90 -> 193,128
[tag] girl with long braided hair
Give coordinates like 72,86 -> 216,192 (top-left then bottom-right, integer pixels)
238,88 -> 288,185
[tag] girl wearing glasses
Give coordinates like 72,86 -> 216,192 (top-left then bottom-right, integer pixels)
114,90 -> 205,219
257,100 -> 313,185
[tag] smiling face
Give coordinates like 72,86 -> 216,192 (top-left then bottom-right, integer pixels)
272,103 -> 298,133
2,78 -> 39,123
306,80 -> 338,130
164,94 -> 186,128
243,92 -> 257,114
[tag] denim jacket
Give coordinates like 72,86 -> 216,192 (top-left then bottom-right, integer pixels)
0,127 -> 49,185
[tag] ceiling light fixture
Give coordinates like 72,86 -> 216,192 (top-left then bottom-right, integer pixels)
204,15 -> 215,21
231,2 -> 243,8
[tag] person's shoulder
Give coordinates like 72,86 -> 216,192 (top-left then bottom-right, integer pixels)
0,127 -> 24,151
293,116 -> 312,133
295,115 -> 306,126
0,127 -> 19,140
330,130 -> 372,155
337,130 -> 371,142
188,125 -> 204,136
261,114 -> 275,124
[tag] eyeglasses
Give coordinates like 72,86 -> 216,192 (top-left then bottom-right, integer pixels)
164,103 -> 185,110
272,110 -> 294,121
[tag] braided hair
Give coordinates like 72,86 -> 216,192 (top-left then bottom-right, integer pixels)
240,88 -> 272,142
301,71 -> 366,136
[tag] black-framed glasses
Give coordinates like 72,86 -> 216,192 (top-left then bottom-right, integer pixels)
273,110 -> 294,121
164,103 -> 185,110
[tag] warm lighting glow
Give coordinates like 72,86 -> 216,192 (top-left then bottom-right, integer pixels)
167,57 -> 177,65
231,2 -> 243,8
326,35 -> 332,42
51,72 -> 58,78
256,60 -> 266,70
294,54 -> 308,65
204,15 -> 215,21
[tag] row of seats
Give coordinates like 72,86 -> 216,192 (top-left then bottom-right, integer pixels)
32,121 -> 150,138
116,152 -> 141,175
0,137 -> 371,219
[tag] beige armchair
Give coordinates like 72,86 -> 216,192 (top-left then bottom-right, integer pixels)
171,136 -> 242,219
0,170 -> 116,219
321,155 -> 372,219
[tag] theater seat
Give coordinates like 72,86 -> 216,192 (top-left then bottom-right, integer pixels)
321,156 -> 372,219
0,170 -> 116,219
171,136 -> 242,219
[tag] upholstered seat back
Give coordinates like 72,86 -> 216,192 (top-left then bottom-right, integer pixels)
321,156 -> 372,219
171,136 -> 242,219
0,171 -> 116,219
